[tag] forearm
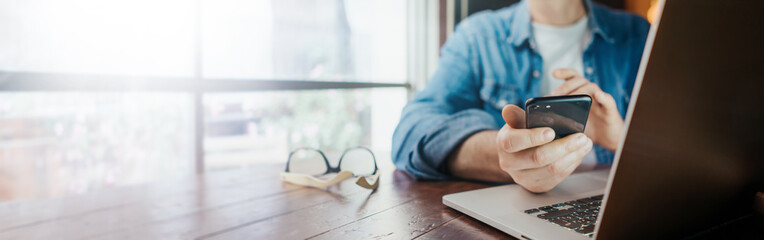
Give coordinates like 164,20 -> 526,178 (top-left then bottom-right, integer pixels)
446,130 -> 513,183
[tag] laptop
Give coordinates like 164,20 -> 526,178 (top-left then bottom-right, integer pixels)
443,0 -> 764,239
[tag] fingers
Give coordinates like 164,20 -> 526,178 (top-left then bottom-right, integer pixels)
594,91 -> 618,114
552,68 -> 581,80
548,69 -> 618,115
502,104 -> 526,129
511,135 -> 593,193
570,84 -> 619,115
534,133 -> 592,164
514,143 -> 589,193
504,133 -> 591,170
549,77 -> 588,96
497,126 -> 555,153
549,68 -> 585,96
569,82 -> 601,97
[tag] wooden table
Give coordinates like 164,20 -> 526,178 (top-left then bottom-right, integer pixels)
0,163 -> 514,239
3,163 -> 761,239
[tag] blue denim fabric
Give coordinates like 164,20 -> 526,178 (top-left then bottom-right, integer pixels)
391,0 -> 650,180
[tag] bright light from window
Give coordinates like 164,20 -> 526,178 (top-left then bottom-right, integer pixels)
202,0 -> 407,82
0,0 -> 196,77
0,0 -> 407,82
0,0 -> 409,201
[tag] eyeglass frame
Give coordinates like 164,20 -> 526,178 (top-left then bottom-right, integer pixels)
284,146 -> 379,176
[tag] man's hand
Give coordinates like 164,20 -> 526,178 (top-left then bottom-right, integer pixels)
549,69 -> 624,151
496,105 -> 593,193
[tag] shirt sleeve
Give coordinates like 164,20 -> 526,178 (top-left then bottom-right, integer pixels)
391,22 -> 501,180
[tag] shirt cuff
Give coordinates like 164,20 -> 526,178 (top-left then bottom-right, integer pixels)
408,109 -> 500,180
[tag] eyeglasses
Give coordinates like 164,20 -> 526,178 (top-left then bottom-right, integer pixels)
280,147 -> 379,190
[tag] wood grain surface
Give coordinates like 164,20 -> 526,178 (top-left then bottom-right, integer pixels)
4,163 -> 758,239
0,163 -> 514,240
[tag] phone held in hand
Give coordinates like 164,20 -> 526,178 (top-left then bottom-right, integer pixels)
525,95 -> 592,140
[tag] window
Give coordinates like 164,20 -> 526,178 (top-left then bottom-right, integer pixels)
202,0 -> 407,82
0,0 -> 196,76
0,93 -> 194,200
204,88 -> 405,170
0,0 -> 409,201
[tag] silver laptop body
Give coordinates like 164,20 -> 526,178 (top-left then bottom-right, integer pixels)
444,0 -> 764,239
444,170 -> 609,240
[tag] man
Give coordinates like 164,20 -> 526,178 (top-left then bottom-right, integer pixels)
392,0 -> 649,193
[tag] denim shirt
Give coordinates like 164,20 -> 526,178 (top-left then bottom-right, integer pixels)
391,0 -> 650,180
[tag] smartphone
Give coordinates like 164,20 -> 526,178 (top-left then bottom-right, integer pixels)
525,95 -> 592,140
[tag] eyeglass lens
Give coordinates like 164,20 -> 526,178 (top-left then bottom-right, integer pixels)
287,149 -> 328,176
339,148 -> 376,176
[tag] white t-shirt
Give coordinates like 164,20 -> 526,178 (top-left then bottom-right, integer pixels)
532,16 -> 597,171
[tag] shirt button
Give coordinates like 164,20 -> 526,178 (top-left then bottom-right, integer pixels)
497,99 -> 508,107
586,67 -> 594,75
533,70 -> 540,78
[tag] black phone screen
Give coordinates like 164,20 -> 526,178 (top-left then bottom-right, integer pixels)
525,95 -> 592,139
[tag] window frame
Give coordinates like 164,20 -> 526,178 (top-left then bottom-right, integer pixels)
0,0 -> 443,173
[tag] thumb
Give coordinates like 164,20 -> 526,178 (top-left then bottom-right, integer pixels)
502,104 -> 526,129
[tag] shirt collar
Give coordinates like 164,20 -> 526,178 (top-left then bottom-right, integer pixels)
509,0 -> 615,47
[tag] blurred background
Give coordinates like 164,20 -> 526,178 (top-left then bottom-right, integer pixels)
0,0 -> 657,201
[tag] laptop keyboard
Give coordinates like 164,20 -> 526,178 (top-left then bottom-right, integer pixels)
523,195 -> 603,237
